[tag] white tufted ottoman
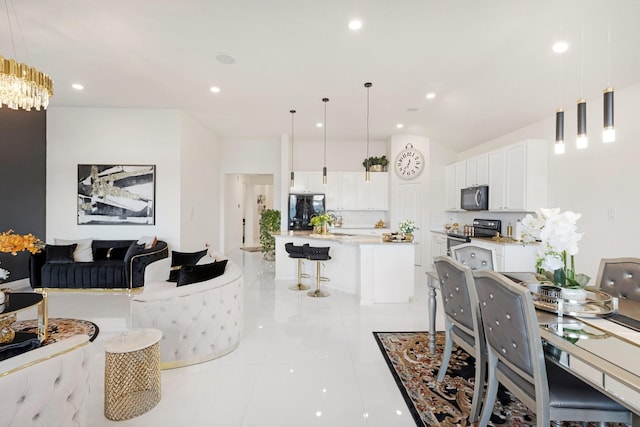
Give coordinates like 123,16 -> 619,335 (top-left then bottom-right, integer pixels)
104,328 -> 162,421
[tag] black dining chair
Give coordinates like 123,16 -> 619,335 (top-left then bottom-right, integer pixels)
450,243 -> 497,271
433,255 -> 486,423
596,257 -> 640,302
473,270 -> 632,427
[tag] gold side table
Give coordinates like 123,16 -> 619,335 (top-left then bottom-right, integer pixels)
104,328 -> 162,421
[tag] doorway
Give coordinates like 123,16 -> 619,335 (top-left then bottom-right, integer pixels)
223,174 -> 274,253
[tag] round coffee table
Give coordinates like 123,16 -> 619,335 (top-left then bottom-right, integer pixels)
0,292 -> 47,344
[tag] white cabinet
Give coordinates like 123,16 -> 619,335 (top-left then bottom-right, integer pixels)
487,139 -> 548,211
290,171 -> 325,194
465,154 -> 489,186
431,233 -> 447,261
444,162 -> 466,210
356,172 -> 389,210
469,239 -> 539,272
326,172 -> 357,210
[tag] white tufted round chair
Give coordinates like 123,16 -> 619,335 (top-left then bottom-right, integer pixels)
0,335 -> 92,427
131,258 -> 244,369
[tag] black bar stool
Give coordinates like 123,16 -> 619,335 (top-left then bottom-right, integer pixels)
284,243 -> 310,291
303,245 -> 331,298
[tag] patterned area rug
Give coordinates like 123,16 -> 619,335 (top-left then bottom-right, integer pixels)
373,331 -> 628,427
13,317 -> 100,345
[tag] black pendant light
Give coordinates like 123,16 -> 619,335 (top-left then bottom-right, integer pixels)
290,109 -> 296,188
364,82 -> 372,182
555,107 -> 565,154
576,98 -> 588,149
603,87 -> 615,143
322,97 -> 329,185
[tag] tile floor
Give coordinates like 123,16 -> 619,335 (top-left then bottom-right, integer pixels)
22,250 -> 445,427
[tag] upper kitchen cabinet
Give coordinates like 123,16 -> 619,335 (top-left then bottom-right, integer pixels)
289,171 -> 325,194
325,172 -> 357,210
465,154 -> 489,187
444,161 -> 466,210
356,172 -> 389,210
488,139 -> 548,211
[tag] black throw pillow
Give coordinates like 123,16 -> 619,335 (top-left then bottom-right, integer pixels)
45,244 -> 77,264
124,243 -> 146,263
94,246 -> 129,261
177,259 -> 228,287
169,249 -> 208,282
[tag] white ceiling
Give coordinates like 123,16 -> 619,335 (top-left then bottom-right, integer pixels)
5,0 -> 640,151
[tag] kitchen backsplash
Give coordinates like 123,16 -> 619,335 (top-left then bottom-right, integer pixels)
329,210 -> 390,229
431,211 -> 530,235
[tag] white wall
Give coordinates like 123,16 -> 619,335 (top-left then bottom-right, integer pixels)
455,82 -> 640,280
179,112 -> 221,251
47,107 -> 182,248
47,107 -> 220,252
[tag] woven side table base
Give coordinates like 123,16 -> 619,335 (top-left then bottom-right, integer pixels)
104,330 -> 162,421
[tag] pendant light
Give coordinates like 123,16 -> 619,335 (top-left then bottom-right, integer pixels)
576,23 -> 588,150
364,82 -> 372,182
322,97 -> 329,185
289,109 -> 296,188
603,6 -> 615,143
555,108 -> 565,154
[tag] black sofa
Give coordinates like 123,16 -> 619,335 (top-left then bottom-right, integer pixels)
29,239 -> 169,290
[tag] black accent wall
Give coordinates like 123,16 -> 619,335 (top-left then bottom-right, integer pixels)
0,108 -> 46,281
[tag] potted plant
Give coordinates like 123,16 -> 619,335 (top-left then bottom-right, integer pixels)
259,209 -> 281,261
398,219 -> 418,242
309,213 -> 333,234
362,155 -> 388,172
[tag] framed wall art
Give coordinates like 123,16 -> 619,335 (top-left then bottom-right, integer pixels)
77,164 -> 156,225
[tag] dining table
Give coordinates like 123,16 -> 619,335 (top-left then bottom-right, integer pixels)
425,270 -> 640,424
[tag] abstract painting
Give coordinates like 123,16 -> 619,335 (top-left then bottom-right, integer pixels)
77,164 -> 155,225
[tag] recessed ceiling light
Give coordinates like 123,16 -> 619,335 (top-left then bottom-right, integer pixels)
407,107 -> 419,112
210,86 -> 221,93
396,123 -> 404,129
316,122 -> 323,128
71,83 -> 84,90
552,41 -> 569,53
348,19 -> 362,30
426,92 -> 436,100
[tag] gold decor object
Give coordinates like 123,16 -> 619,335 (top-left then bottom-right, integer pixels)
0,54 -> 53,110
0,313 -> 16,344
375,219 -> 385,228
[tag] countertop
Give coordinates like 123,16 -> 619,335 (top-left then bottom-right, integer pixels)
430,229 -> 538,246
274,231 -> 415,246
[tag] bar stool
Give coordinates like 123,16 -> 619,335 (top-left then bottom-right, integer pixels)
303,245 -> 331,298
284,242 -> 310,291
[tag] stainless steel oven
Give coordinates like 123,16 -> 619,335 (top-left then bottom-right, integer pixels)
446,234 -> 470,256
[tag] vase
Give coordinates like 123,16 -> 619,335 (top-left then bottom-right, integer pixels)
404,233 -> 413,242
321,223 -> 330,235
370,164 -> 383,172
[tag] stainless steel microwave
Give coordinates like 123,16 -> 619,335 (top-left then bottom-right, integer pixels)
461,185 -> 489,210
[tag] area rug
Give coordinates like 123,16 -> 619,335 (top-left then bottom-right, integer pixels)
13,317 -> 100,345
241,246 -> 262,252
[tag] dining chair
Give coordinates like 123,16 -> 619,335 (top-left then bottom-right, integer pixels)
433,256 -> 486,423
450,243 -> 497,271
473,270 -> 632,427
596,257 -> 640,302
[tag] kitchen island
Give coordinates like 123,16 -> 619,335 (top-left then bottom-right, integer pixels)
274,232 -> 415,304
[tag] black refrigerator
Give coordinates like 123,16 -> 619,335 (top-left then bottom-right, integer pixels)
288,193 -> 326,230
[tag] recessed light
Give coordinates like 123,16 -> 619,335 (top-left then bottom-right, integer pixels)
396,123 -> 404,129
426,92 -> 436,100
407,107 -> 419,112
552,41 -> 569,53
210,86 -> 221,93
316,123 -> 323,128
216,54 -> 236,64
348,19 -> 362,30
71,83 -> 84,90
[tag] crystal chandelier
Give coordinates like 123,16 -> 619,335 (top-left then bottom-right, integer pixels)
0,54 -> 53,110
1,0 -> 54,111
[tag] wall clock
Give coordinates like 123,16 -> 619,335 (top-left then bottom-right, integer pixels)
395,143 -> 424,179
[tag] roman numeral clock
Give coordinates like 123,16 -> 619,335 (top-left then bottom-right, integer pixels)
395,143 -> 424,179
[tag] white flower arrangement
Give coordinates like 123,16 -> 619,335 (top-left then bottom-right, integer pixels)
0,266 -> 9,282
398,219 -> 418,235
521,208 -> 590,288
